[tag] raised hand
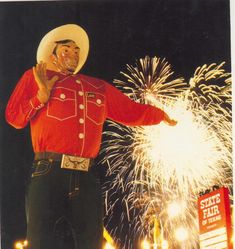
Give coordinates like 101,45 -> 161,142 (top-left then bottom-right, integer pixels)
163,112 -> 178,126
33,62 -> 59,103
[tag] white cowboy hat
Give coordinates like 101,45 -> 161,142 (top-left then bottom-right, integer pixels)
37,24 -> 89,74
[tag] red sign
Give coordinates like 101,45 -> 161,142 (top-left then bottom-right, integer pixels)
198,187 -> 232,249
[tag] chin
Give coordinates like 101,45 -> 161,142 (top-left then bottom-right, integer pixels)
67,68 -> 76,73
67,64 -> 77,71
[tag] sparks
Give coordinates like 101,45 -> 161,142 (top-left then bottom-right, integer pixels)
101,57 -> 232,249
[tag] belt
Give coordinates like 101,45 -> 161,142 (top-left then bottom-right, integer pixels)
34,152 -> 63,161
34,152 -> 92,172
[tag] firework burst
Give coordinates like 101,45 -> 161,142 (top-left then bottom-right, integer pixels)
101,57 -> 232,249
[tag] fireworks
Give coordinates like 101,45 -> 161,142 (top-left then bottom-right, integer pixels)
101,57 -> 232,248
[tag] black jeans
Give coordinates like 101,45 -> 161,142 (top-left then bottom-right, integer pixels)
25,160 -> 103,249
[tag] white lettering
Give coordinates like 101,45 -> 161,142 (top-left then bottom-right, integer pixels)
200,193 -> 221,210
202,205 -> 220,219
208,214 -> 221,224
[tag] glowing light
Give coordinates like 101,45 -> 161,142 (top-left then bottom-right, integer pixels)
167,201 -> 184,218
141,239 -> 151,249
103,242 -> 115,249
161,240 -> 169,249
103,227 -> 114,245
23,240 -> 28,247
175,227 -> 189,242
14,240 -> 28,249
153,243 -> 158,249
134,95 -> 230,194
15,242 -> 23,249
101,57 -> 232,249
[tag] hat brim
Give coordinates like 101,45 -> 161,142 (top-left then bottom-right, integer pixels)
37,24 -> 89,74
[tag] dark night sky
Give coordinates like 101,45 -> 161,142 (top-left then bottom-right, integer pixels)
0,1 -> 231,248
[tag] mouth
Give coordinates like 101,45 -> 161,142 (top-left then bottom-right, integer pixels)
65,59 -> 78,70
67,68 -> 75,73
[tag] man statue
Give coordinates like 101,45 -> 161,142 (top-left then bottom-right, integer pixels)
5,24 -> 176,249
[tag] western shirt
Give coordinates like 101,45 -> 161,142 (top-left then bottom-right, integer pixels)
5,69 -> 165,158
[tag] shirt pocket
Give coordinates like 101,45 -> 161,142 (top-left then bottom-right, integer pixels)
47,87 -> 77,121
86,92 -> 105,125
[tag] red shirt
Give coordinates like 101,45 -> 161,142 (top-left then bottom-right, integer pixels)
5,69 -> 164,158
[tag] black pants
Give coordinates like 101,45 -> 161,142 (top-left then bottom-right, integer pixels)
25,160 -> 103,249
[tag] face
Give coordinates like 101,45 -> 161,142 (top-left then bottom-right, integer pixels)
52,41 -> 80,74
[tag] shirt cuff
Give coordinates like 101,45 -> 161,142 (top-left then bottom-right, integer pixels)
29,95 -> 45,110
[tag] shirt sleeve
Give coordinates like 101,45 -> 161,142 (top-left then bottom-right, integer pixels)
105,81 -> 165,126
5,69 -> 44,129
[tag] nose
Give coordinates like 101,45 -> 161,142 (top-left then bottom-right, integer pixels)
74,52 -> 79,59
64,49 -> 78,61
71,49 -> 79,60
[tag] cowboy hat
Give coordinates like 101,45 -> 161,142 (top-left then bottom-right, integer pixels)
37,24 -> 89,74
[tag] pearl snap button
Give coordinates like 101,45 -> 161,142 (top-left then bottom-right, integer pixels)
79,118 -> 84,124
79,133 -> 84,139
78,91 -> 84,96
96,99 -> 102,104
79,104 -> 84,109
76,79 -> 81,84
60,93 -> 66,99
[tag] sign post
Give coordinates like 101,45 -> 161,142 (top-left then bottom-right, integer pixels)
198,187 -> 232,249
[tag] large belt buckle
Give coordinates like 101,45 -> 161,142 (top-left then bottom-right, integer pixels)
61,155 -> 90,171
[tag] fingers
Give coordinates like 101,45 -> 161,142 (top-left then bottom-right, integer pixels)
163,118 -> 177,126
35,62 -> 46,77
163,112 -> 177,126
38,61 -> 47,79
48,75 -> 59,90
33,65 -> 44,89
168,119 -> 178,126
33,62 -> 48,89
33,62 -> 58,92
